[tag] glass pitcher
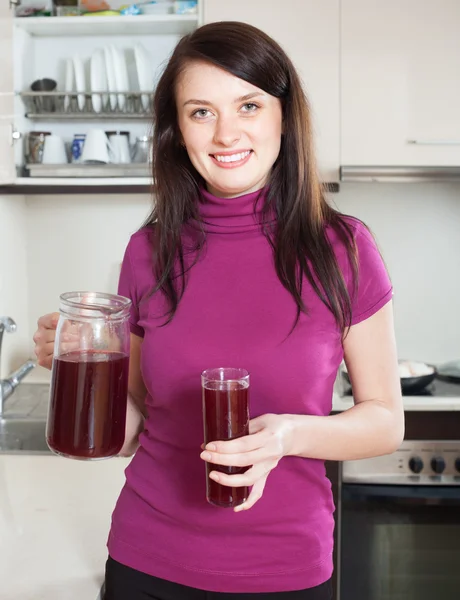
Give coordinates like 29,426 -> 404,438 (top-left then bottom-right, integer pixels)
46,292 -> 131,460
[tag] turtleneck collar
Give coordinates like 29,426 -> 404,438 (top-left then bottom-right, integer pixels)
197,186 -> 275,234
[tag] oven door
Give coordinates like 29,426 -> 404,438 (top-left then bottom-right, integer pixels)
340,484 -> 460,600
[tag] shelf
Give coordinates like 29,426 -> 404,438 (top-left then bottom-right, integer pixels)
25,113 -> 152,121
13,14 -> 199,37
0,176 -> 154,195
17,176 -> 152,185
25,163 -> 150,178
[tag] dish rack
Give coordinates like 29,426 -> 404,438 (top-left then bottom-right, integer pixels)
19,91 -> 154,119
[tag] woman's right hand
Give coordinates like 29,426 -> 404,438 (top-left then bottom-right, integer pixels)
33,312 -> 59,370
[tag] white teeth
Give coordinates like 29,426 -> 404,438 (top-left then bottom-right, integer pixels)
214,150 -> 251,163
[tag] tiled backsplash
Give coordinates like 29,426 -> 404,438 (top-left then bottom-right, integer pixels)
1,182 -> 459,383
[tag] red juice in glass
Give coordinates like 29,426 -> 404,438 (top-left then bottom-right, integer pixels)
202,368 -> 250,508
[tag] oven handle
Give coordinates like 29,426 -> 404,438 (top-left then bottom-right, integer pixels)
342,484 -> 460,502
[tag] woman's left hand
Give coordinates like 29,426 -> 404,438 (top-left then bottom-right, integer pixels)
200,413 -> 294,512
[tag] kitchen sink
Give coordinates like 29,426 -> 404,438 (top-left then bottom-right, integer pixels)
0,418 -> 50,454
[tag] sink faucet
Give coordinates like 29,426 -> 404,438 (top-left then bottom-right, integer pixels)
0,316 -> 36,416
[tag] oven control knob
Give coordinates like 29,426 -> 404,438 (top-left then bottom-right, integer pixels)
431,456 -> 446,474
455,458 -> 460,473
409,456 -> 424,474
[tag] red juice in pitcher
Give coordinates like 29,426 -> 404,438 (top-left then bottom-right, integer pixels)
47,350 -> 129,459
202,369 -> 250,508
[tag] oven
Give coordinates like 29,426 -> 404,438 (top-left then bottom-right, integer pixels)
338,440 -> 460,600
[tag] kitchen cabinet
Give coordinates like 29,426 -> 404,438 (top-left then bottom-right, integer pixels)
0,2 -> 16,184
203,0 -> 341,182
1,1 -> 341,190
341,0 -> 460,169
0,3 -> 203,191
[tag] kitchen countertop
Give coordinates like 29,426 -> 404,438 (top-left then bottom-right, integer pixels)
0,454 -> 130,600
332,377 -> 460,412
1,385 -> 130,600
333,394 -> 460,412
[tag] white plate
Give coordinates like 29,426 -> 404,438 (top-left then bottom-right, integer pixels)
103,46 -> 118,111
63,58 -> 74,111
90,49 -> 108,113
110,45 -> 129,111
397,360 -> 435,378
134,43 -> 154,112
73,55 -> 86,111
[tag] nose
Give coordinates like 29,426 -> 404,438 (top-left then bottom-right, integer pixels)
213,113 -> 241,147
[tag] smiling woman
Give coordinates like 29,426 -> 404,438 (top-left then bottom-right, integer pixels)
33,19 -> 403,600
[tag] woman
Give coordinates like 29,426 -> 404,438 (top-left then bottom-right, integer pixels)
33,21 -> 404,600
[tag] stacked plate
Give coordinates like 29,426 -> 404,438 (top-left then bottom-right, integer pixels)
63,43 -> 154,113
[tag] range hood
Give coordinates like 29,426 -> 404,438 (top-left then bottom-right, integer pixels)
340,166 -> 460,183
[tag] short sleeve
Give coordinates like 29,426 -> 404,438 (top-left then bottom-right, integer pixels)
350,222 -> 393,325
118,243 -> 145,338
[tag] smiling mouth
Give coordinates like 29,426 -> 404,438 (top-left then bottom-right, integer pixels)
210,150 -> 253,167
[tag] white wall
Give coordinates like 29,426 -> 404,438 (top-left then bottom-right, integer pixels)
1,183 -> 458,382
0,195 -> 30,378
25,193 -> 152,382
334,183 -> 460,365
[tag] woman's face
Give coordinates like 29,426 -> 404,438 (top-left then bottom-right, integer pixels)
176,61 -> 283,198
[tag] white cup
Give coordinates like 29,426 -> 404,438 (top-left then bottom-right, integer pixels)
107,132 -> 131,164
41,135 -> 68,164
81,130 -> 115,164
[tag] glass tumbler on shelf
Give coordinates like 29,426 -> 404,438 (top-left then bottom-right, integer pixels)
46,292 -> 131,460
201,367 -> 250,508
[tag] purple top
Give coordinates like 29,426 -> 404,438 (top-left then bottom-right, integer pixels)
108,187 -> 392,593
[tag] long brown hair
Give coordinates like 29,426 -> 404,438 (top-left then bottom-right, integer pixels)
146,21 -> 358,332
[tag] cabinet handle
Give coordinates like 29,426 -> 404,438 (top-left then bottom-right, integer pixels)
9,125 -> 21,146
408,139 -> 460,146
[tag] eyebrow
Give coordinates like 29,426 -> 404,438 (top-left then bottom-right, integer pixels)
183,92 -> 265,107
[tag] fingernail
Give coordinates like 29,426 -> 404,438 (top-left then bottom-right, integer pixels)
206,443 -> 216,451
200,452 -> 212,461
209,472 -> 220,482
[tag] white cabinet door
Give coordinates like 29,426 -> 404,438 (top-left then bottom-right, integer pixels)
341,0 -> 460,167
0,2 -> 15,184
203,0 -> 340,181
